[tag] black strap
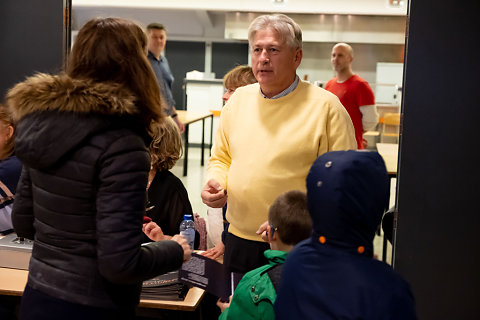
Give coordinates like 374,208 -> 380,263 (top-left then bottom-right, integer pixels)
266,263 -> 284,292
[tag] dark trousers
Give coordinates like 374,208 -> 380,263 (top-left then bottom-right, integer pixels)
19,284 -> 135,320
223,232 -> 270,274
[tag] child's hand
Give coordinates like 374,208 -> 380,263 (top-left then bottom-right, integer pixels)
216,296 -> 232,312
201,242 -> 225,260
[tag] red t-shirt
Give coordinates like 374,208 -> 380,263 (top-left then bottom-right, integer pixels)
325,75 -> 375,149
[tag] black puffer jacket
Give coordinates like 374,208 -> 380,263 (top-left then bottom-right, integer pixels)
7,74 -> 184,309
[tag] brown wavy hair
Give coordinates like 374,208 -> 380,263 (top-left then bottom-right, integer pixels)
149,117 -> 183,171
0,104 -> 15,160
66,17 -> 165,126
223,65 -> 257,90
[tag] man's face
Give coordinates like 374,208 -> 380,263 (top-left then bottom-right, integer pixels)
147,29 -> 167,56
331,45 -> 352,73
251,28 -> 302,98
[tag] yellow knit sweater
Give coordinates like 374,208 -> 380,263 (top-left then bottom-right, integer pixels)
208,81 -> 356,241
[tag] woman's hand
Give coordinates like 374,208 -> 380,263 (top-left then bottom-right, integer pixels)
143,221 -> 166,241
171,234 -> 192,262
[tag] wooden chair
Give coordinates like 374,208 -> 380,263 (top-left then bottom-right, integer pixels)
380,112 -> 401,143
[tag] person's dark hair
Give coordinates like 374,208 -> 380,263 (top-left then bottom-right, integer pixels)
146,23 -> 166,32
0,104 -> 15,160
66,17 -> 165,126
268,190 -> 312,245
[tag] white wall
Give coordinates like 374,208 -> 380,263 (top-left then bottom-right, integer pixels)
73,0 -> 407,16
225,13 -> 406,45
299,42 -> 404,89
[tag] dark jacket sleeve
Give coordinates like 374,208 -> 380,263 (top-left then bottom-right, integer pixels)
95,135 -> 184,284
12,167 -> 35,239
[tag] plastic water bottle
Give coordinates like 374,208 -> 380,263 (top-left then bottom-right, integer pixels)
179,214 -> 195,250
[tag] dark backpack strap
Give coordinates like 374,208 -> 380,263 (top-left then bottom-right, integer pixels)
266,263 -> 284,292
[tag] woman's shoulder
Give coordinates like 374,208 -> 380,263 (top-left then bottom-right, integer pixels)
0,156 -> 22,175
0,155 -> 21,166
0,156 -> 23,193
154,170 -> 186,190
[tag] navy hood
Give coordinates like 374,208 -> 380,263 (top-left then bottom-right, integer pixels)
306,150 -> 389,256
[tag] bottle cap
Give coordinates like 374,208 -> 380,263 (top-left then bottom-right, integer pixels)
184,214 -> 193,220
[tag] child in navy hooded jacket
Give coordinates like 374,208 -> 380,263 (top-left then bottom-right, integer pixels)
274,150 -> 417,320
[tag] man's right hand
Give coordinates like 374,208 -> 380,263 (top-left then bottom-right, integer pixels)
201,179 -> 227,208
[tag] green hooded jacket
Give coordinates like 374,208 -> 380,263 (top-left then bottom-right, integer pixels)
219,250 -> 287,320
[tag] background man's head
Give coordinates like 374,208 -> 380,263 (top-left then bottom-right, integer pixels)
248,14 -> 303,98
146,23 -> 167,57
331,43 -> 354,74
268,190 -> 312,246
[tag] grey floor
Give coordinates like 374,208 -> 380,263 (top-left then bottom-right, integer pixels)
172,146 -> 394,264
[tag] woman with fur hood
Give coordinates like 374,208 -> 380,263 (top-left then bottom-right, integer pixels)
6,18 -> 191,320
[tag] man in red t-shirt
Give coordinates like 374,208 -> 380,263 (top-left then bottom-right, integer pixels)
325,43 -> 378,149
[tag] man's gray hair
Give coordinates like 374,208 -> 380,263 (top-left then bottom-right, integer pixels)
248,14 -> 302,50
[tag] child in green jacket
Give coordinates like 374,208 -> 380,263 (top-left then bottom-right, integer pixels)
217,190 -> 312,320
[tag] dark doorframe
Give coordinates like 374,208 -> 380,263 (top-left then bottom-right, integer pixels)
394,0 -> 480,318
0,0 -> 64,97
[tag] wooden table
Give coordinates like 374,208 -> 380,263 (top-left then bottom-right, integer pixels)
0,267 -> 205,312
177,110 -> 214,176
376,143 -> 399,177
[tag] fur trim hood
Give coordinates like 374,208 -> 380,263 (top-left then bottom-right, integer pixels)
6,73 -> 148,170
7,73 -> 138,121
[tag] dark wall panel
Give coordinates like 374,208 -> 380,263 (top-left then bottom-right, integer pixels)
0,1 -> 64,99
212,42 -> 249,80
165,41 -> 205,109
395,0 -> 480,318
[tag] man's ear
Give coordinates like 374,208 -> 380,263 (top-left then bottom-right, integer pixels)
294,48 -> 303,68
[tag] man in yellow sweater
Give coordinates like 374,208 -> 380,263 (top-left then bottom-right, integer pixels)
201,14 -> 356,273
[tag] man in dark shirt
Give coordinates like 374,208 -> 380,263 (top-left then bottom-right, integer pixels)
146,23 -> 185,133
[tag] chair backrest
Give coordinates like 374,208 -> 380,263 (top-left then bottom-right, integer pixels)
193,213 -> 207,251
381,113 -> 401,142
383,113 -> 401,126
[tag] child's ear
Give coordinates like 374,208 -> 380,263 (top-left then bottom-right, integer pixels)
269,230 -> 277,242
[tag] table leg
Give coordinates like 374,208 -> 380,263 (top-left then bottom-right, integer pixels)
183,124 -> 189,176
209,114 -> 213,156
201,119 -> 205,166
382,233 -> 388,262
